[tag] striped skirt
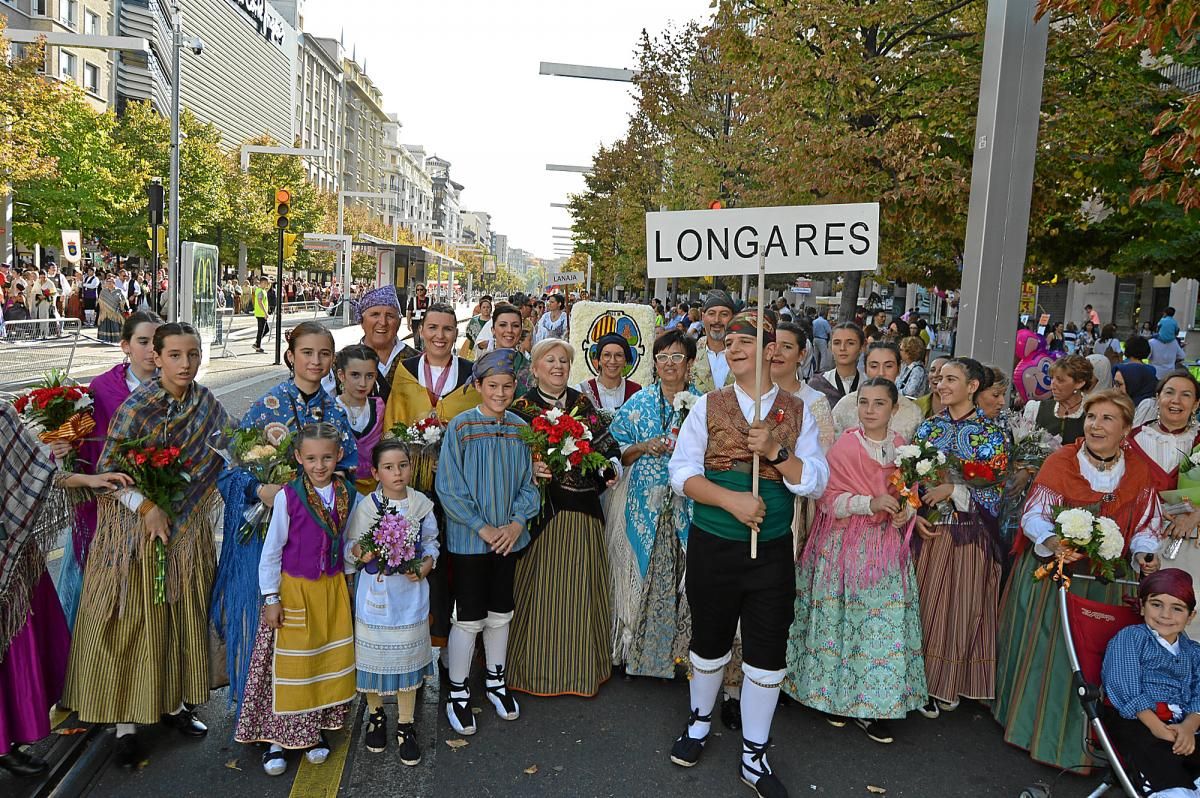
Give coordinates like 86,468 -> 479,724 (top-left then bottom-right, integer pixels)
62,501 -> 215,725
991,550 -> 1133,771
913,514 -> 1001,702
509,509 -> 612,697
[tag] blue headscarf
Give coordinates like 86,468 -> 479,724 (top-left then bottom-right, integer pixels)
473,348 -> 518,381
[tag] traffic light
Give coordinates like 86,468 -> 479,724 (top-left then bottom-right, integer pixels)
283,232 -> 298,260
146,226 -> 166,252
274,189 -> 291,230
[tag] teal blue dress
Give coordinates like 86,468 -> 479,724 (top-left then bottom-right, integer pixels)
607,383 -> 700,678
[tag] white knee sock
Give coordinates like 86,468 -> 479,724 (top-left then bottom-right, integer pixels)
687,650 -> 731,740
482,611 -> 512,673
448,618 -> 484,685
115,723 -> 136,738
740,663 -> 785,777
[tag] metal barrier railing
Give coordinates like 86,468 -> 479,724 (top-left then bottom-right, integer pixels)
0,318 -> 82,388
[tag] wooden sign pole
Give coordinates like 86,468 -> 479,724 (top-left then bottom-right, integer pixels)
750,252 -> 766,559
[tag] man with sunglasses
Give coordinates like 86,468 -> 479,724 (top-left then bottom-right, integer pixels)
406,283 -> 431,352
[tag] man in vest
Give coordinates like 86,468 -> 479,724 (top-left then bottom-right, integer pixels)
322,284 -> 417,402
667,310 -> 828,798
252,276 -> 271,353
691,290 -> 738,393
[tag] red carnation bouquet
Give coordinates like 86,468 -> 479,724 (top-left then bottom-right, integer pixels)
520,406 -> 610,484
10,372 -> 95,468
108,436 -> 194,604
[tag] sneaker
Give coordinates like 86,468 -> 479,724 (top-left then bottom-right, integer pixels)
364,708 -> 387,753
396,722 -> 421,766
822,712 -> 847,728
262,747 -> 287,777
305,732 -> 331,764
853,718 -> 895,744
937,698 -> 960,712
484,665 -> 520,721
445,680 -> 476,735
669,709 -> 711,768
918,699 -> 940,719
740,738 -> 787,798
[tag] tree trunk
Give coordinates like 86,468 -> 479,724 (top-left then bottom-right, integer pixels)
838,270 -> 862,323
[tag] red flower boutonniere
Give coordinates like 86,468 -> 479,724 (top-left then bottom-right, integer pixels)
771,408 -> 785,424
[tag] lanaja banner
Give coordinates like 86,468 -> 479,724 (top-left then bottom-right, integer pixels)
646,202 -> 879,278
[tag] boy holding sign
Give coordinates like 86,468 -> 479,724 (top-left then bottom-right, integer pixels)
667,310 -> 829,798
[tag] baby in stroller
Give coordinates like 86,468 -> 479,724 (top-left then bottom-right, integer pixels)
1102,568 -> 1200,798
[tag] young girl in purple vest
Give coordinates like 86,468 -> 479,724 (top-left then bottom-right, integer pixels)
334,344 -> 386,494
344,439 -> 438,764
234,423 -> 359,777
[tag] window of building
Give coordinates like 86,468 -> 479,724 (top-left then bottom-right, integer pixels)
33,0 -> 48,16
85,9 -> 99,34
84,61 -> 99,93
59,49 -> 76,80
60,0 -> 77,27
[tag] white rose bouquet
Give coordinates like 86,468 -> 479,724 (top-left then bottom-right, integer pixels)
1008,414 -> 1062,471
889,440 -> 949,511
1034,506 -> 1128,582
223,423 -> 297,542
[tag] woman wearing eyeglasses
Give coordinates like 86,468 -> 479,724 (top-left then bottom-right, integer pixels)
606,330 -> 701,679
577,333 -> 642,412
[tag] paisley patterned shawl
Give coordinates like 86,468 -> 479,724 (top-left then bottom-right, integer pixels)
914,408 -> 1010,516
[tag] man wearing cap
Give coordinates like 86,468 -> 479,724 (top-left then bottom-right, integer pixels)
667,310 -> 828,798
322,284 -> 417,402
577,332 -> 641,411
692,291 -> 738,394
406,283 -> 431,351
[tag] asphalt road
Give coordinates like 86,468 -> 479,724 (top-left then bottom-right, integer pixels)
2,305 -> 1104,798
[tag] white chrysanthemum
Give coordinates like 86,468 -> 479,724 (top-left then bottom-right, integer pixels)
422,426 -> 443,445
673,392 -> 699,412
545,407 -> 564,423
915,459 -> 933,476
1057,508 -> 1095,543
1096,517 -> 1124,560
896,445 -> 921,460
936,451 -> 947,465
1189,451 -> 1200,467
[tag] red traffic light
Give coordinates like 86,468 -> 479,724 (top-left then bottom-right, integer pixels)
708,200 -> 723,210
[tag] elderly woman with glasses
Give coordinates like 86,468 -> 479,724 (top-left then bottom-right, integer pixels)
578,333 -> 642,412
606,330 -> 701,679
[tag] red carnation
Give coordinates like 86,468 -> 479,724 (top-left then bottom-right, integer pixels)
577,440 -> 592,455
167,446 -> 181,458
13,396 -> 28,413
133,452 -> 148,465
151,451 -> 171,468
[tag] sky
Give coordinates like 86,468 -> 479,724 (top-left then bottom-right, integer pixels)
301,0 -> 712,261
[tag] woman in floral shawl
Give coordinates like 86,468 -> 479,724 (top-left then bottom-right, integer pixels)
606,330 -> 700,679
211,322 -> 356,720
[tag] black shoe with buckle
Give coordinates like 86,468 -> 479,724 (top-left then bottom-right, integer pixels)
115,733 -> 145,770
740,738 -> 787,798
364,708 -> 387,753
396,722 -> 421,766
0,747 -> 49,777
161,707 -> 208,737
445,679 -> 476,735
669,708 -> 711,768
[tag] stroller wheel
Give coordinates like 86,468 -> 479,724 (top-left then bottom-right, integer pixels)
1019,784 -> 1050,798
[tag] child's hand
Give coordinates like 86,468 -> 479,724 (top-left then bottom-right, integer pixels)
492,523 -> 523,556
1171,724 -> 1196,756
263,602 -> 283,630
405,557 -> 434,582
350,543 -> 363,559
870,495 -> 900,515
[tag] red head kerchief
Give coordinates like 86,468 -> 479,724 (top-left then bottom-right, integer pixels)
726,310 -> 774,343
1139,568 -> 1197,612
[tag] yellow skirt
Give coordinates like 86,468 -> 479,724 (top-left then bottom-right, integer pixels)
273,573 -> 356,715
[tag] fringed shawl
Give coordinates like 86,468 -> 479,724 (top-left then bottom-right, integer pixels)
1014,441 -> 1158,556
72,363 -> 134,564
803,428 -> 915,591
0,403 -> 67,657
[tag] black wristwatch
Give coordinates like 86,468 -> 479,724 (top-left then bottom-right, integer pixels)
765,445 -> 789,466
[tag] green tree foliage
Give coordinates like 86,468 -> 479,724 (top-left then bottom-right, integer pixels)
0,27 -> 64,185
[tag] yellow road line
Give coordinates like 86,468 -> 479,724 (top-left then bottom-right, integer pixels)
289,726 -> 352,798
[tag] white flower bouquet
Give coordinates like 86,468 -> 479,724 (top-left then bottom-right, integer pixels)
1008,414 -> 1062,471
1034,506 -> 1127,582
890,440 -> 949,511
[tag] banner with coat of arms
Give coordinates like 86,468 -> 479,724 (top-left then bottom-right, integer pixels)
61,230 -> 82,264
567,301 -> 656,388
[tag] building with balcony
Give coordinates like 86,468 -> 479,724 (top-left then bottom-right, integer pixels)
379,116 -> 433,238
427,155 -> 463,245
1,0 -> 116,110
295,33 -> 342,192
340,54 -> 388,220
